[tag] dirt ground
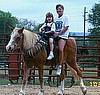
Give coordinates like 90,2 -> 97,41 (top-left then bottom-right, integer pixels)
0,85 -> 100,95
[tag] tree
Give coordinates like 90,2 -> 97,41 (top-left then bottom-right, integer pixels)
0,10 -> 18,34
88,3 -> 100,36
17,18 -> 39,32
87,3 -> 100,56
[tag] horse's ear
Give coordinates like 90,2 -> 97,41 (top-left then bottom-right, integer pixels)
9,25 -> 14,31
19,27 -> 24,33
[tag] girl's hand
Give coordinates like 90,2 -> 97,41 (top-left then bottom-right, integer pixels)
41,28 -> 45,33
40,30 -> 45,33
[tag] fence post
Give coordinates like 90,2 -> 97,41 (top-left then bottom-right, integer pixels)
98,41 -> 100,77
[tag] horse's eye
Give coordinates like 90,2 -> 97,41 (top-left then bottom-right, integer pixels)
15,36 -> 20,43
16,37 -> 20,40
16,37 -> 20,39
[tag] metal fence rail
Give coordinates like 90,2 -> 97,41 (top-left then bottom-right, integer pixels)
0,33 -> 100,85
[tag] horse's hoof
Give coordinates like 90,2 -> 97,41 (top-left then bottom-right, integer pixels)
83,89 -> 87,95
58,90 -> 63,95
81,86 -> 87,95
38,92 -> 44,95
19,91 -> 24,95
19,92 -> 23,95
80,85 -> 87,95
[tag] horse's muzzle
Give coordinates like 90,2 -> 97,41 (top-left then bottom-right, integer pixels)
6,45 -> 14,52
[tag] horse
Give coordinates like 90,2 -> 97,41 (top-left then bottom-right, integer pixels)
6,26 -> 87,95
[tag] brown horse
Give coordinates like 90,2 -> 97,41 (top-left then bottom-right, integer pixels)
6,27 -> 87,95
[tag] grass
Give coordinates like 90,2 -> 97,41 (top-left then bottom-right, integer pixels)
0,76 -> 100,87
0,78 -> 11,85
0,66 -> 100,87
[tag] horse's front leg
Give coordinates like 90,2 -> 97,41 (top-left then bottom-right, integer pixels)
19,65 -> 29,95
80,77 -> 87,95
58,68 -> 65,95
38,67 -> 44,95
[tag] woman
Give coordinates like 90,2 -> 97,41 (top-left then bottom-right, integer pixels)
54,4 -> 69,75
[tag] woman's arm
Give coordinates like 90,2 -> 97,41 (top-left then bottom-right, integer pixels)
58,26 -> 69,35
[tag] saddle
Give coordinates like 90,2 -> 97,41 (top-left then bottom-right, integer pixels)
38,33 -> 59,67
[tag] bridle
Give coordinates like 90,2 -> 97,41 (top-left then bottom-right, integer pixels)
10,31 -> 23,51
10,30 -> 46,56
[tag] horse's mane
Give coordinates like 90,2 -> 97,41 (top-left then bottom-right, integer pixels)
22,29 -> 43,56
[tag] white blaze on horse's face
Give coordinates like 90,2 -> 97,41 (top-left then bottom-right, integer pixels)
6,28 -> 21,52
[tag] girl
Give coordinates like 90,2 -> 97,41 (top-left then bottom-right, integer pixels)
40,12 -> 56,60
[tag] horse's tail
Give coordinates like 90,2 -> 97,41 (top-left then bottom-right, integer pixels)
67,64 -> 80,80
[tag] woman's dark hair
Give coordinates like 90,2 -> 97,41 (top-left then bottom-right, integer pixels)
45,12 -> 54,23
56,4 -> 64,10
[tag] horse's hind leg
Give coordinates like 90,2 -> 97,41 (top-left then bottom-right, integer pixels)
19,65 -> 29,95
58,65 -> 65,95
67,60 -> 87,95
80,77 -> 87,95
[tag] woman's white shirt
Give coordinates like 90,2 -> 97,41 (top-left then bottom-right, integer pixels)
54,15 -> 69,39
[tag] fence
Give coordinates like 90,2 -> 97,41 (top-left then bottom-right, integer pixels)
0,32 -> 100,85
76,36 -> 100,79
